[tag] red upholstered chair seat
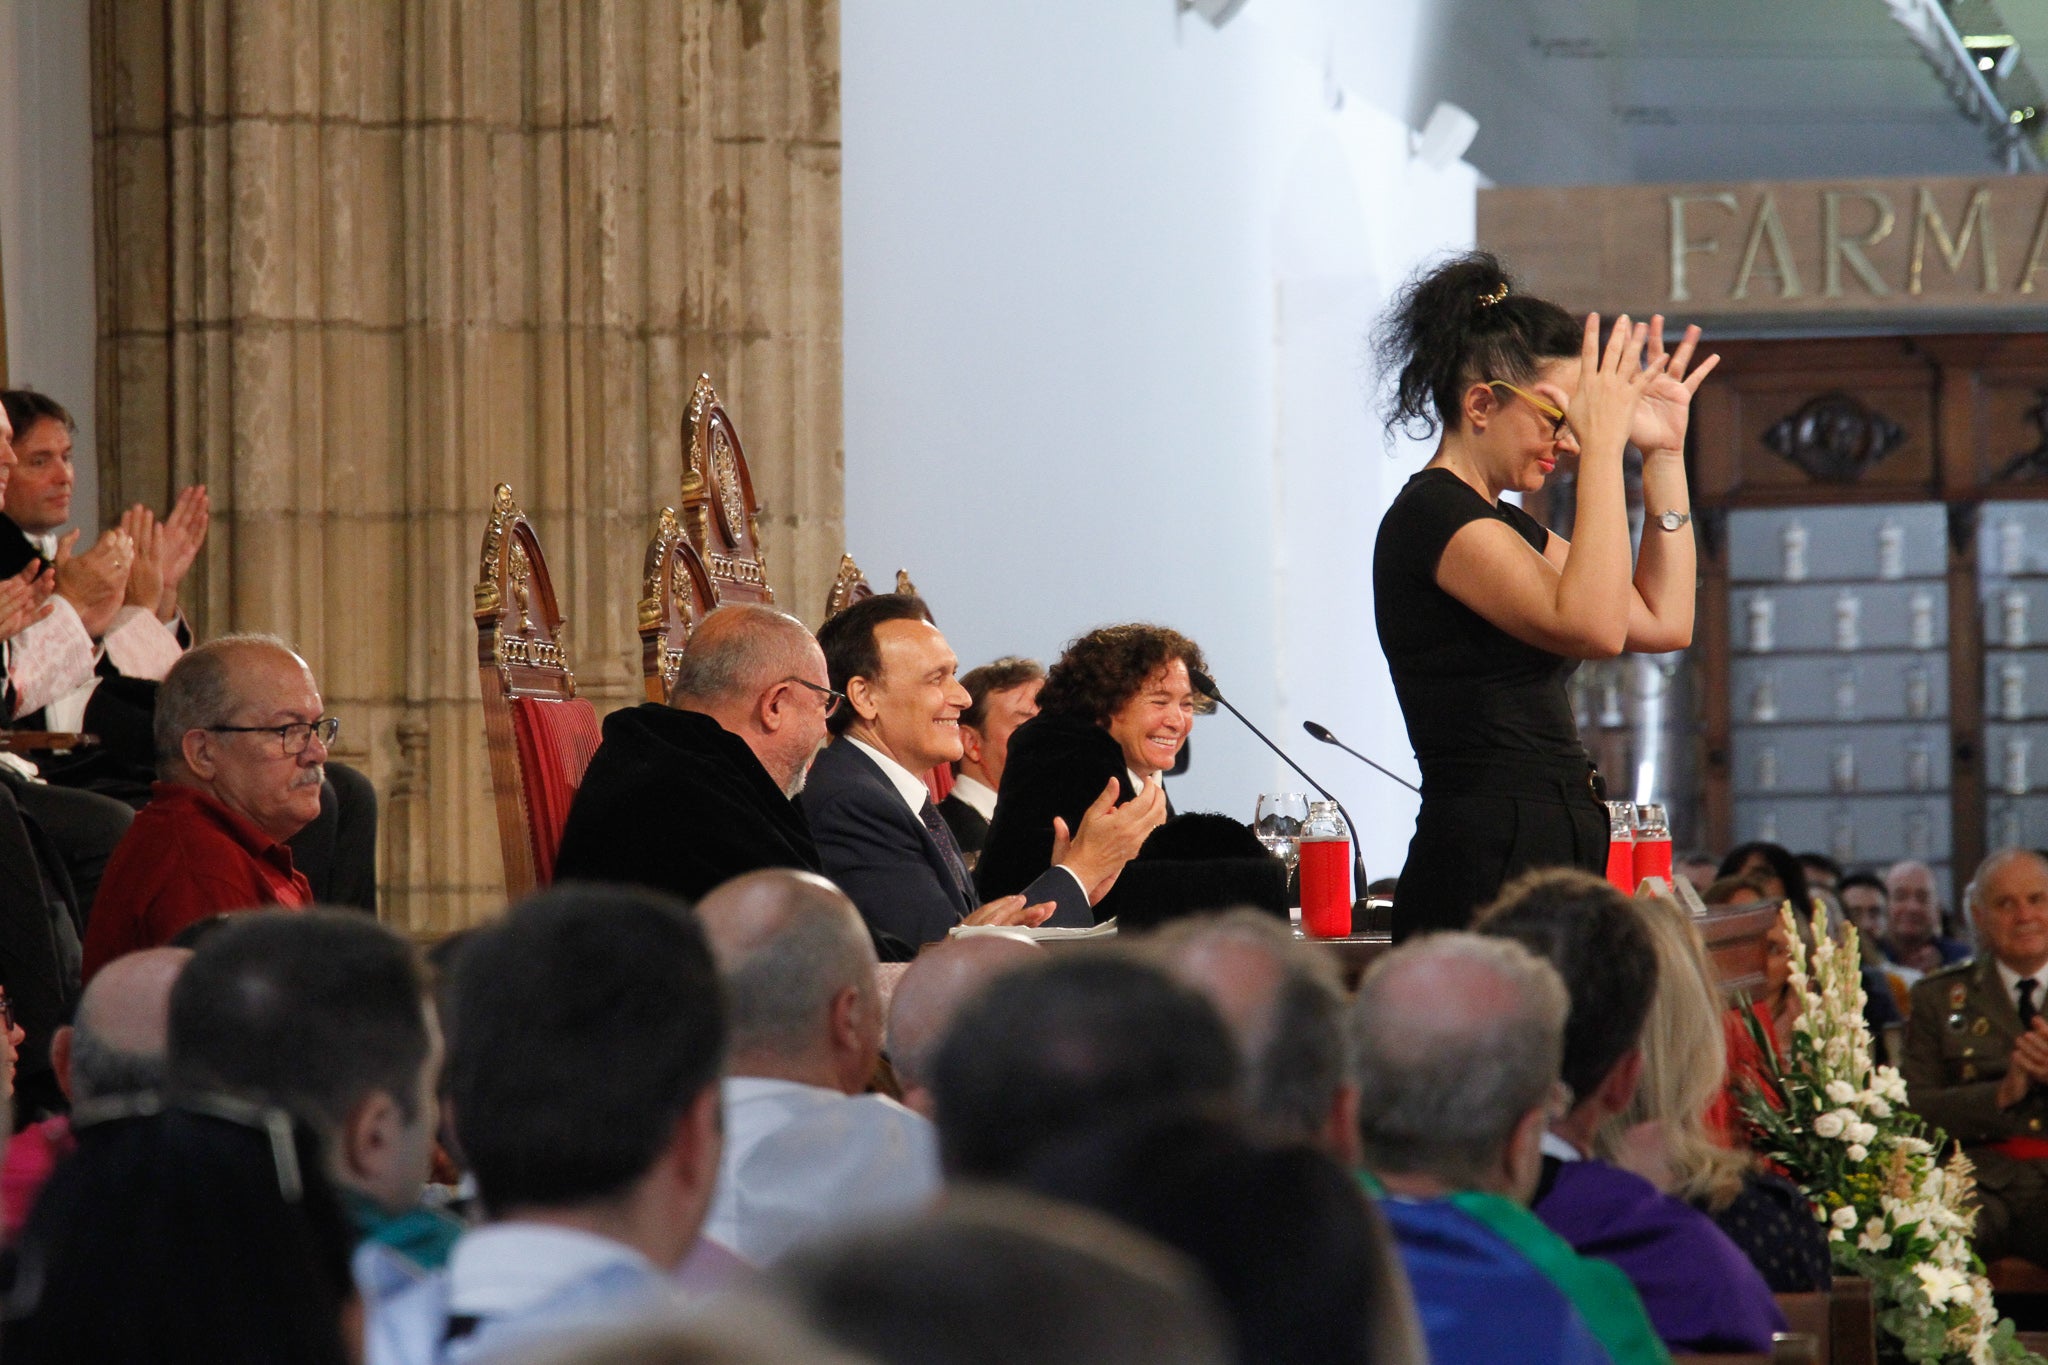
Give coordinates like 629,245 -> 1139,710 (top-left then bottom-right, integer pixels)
509,695 -> 602,887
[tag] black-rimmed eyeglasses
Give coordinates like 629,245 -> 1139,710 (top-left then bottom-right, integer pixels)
205,716 -> 341,757
782,677 -> 846,717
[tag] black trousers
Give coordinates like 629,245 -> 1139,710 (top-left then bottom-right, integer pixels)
1392,756 -> 1609,942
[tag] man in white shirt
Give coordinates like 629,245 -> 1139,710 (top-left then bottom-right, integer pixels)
938,656 -> 1043,860
367,885 -> 726,1364
802,593 -> 1162,947
696,868 -> 939,1264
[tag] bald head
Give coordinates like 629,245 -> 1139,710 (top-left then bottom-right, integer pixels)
1350,932 -> 1567,1190
59,947 -> 191,1105
697,870 -> 879,1090
671,604 -> 820,709
886,934 -> 1041,1112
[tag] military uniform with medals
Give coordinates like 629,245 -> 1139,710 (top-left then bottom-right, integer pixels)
1903,955 -> 2048,1263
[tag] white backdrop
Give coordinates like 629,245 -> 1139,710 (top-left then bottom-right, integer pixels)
842,1 -> 1477,878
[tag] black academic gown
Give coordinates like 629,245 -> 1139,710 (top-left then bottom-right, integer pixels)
556,703 -> 822,900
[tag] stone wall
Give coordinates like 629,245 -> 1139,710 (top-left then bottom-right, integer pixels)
93,0 -> 842,932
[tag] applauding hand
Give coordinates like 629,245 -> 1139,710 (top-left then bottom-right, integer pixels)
1629,316 -> 1720,457
1564,313 -> 1658,464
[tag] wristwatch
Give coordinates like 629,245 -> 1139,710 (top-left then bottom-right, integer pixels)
1654,510 -> 1691,532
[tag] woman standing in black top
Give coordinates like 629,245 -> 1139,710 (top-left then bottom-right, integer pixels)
1372,253 -> 1718,939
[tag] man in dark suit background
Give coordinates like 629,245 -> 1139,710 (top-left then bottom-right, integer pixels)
803,594 -> 1161,949
939,656 -> 1043,862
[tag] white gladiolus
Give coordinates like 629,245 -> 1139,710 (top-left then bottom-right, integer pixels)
1832,1204 -> 1859,1230
1826,1079 -> 1858,1104
1814,1111 -> 1847,1138
1858,1225 -> 1893,1253
1847,1143 -> 1868,1161
1847,1120 -> 1879,1146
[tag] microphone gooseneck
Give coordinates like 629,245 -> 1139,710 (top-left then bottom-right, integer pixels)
1189,669 -> 1368,897
1302,721 -> 1421,795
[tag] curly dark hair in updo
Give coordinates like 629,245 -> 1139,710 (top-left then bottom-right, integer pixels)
1373,250 -> 1581,439
1036,625 -> 1212,728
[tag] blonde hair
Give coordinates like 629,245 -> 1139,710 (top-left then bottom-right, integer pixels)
1595,896 -> 1750,1211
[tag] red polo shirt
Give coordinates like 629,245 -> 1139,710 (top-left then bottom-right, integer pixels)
82,782 -> 313,982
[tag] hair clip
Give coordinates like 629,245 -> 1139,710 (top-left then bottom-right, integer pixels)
1477,282 -> 1510,308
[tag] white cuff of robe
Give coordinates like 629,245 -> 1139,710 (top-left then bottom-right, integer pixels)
101,605 -> 185,681
6,597 -> 96,719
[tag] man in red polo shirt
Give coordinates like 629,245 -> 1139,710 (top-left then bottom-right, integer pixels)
82,635 -> 331,980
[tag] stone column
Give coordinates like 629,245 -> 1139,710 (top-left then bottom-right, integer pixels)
93,0 -> 842,933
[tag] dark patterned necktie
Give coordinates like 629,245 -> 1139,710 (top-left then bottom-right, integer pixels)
2021,978 -> 2039,1029
919,797 -> 975,908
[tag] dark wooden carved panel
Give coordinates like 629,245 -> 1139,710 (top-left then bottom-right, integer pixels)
1760,393 -> 1905,483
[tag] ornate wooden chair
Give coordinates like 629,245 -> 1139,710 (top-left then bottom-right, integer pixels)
638,506 -> 719,705
475,483 -> 603,899
680,373 -> 774,606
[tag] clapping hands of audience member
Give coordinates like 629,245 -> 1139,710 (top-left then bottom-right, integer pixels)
119,505 -> 166,616
155,485 -> 210,622
53,527 -> 134,639
0,562 -> 56,643
1052,775 -> 1169,905
1997,1017 -> 2048,1108
962,893 -> 1056,930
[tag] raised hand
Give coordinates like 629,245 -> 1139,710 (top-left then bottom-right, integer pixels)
0,564 -> 55,643
156,484 -> 210,621
1629,316 -> 1721,457
1564,313 -> 1659,464
119,505 -> 166,613
54,527 -> 134,639
1053,776 -> 1169,904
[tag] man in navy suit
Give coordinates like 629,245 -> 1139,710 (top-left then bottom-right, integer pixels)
802,595 -> 1162,949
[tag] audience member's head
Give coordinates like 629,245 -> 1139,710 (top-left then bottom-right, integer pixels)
697,869 -> 882,1096
1796,851 -> 1842,893
5,1102 -> 358,1365
52,946 -> 189,1106
1837,871 -> 1889,946
155,634 -> 331,843
1597,898 -> 1749,1213
1885,859 -> 1944,950
1475,868 -> 1658,1148
1675,850 -> 1720,891
1701,873 -> 1772,909
776,1191 -> 1232,1365
444,884 -> 726,1269
1348,933 -> 1568,1203
1035,624 -> 1209,781
817,593 -> 964,774
931,954 -> 1239,1180
1716,841 -> 1807,910
1966,848 -> 2048,976
1023,1112 -> 1423,1365
1150,910 -> 1357,1162
0,389 -> 75,534
955,656 -> 1045,788
886,933 -> 1041,1116
167,910 -> 438,1215
668,603 -> 834,797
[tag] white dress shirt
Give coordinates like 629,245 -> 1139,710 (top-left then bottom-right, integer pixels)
702,1075 -> 940,1265
1996,956 -> 2047,1021
948,773 -> 997,822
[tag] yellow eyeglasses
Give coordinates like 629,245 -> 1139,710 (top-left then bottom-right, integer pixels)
1486,381 -> 1571,440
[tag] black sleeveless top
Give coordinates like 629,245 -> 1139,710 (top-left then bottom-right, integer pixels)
1373,468 -> 1585,770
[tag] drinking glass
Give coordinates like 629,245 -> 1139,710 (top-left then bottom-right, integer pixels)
1254,792 -> 1309,871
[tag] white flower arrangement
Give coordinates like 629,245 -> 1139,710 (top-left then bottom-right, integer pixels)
1737,903 -> 2044,1365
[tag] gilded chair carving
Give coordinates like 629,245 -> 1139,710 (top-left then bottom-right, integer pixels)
680,374 -> 774,606
638,506 -> 720,705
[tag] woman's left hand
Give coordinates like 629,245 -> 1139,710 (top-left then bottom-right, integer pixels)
1629,316 -> 1720,456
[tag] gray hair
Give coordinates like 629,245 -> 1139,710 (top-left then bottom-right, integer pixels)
670,605 -> 818,708
153,633 -> 300,774
1149,910 -> 1350,1142
1964,847 -> 2048,937
66,1023 -> 167,1107
1349,932 -> 1569,1187
708,878 -> 877,1060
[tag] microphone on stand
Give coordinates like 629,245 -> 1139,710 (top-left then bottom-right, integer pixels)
1302,720 -> 1420,794
1186,668 -> 1368,899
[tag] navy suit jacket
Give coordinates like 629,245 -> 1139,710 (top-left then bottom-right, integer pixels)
801,739 -> 1090,947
